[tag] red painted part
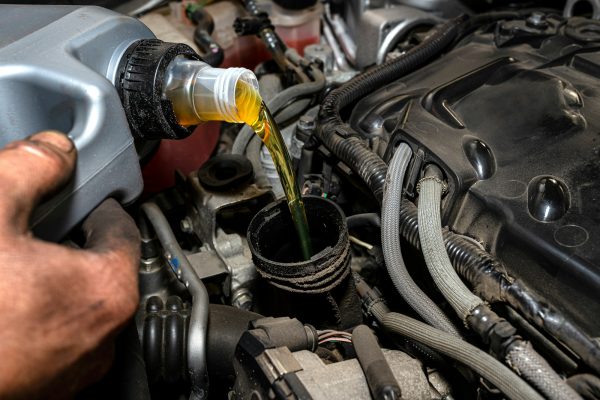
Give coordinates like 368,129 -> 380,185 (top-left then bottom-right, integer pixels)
220,33 -> 320,69
283,36 -> 319,56
221,36 -> 267,69
142,121 -> 220,193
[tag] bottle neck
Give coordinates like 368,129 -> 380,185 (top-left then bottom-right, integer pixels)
162,57 -> 260,126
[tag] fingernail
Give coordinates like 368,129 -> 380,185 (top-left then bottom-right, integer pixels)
29,131 -> 75,153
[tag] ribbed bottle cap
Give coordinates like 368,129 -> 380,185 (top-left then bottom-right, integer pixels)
213,68 -> 259,123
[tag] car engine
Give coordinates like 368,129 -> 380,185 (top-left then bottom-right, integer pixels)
2,0 -> 600,399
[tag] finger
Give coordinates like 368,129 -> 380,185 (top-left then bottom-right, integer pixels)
0,131 -> 76,234
82,199 -> 141,266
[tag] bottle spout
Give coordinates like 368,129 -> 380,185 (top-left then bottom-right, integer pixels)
163,56 -> 261,127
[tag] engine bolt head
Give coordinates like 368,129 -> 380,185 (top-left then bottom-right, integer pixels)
526,12 -> 548,29
180,217 -> 193,233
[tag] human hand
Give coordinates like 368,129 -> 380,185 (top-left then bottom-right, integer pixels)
0,131 -> 141,399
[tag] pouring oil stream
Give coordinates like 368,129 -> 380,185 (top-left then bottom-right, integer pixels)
164,60 -> 313,260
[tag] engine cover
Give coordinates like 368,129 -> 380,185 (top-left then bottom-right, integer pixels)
351,15 -> 600,335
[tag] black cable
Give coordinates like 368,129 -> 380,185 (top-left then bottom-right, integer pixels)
317,16 -> 467,202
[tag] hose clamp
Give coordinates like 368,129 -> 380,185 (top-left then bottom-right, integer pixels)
416,176 -> 448,195
361,289 -> 387,317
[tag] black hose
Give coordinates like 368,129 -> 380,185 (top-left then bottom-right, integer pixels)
141,203 -> 209,400
188,7 -> 224,67
316,16 -> 467,202
346,213 -> 381,230
193,29 -> 224,67
207,305 -> 262,389
352,325 -> 401,400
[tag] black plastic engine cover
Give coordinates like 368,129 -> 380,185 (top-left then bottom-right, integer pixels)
350,16 -> 600,336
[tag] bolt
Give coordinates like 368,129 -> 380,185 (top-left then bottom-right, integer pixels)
140,257 -> 160,272
298,115 -> 316,132
526,12 -> 548,29
180,217 -> 193,233
232,289 -> 253,310
563,87 -> 583,107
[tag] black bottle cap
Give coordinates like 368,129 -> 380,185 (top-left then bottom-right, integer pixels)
117,39 -> 200,140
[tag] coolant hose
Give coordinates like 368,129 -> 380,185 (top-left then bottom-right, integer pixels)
141,203 -> 209,400
317,16 -> 466,202
359,294 -> 543,400
416,172 -> 581,400
417,167 -> 483,319
382,144 -> 460,335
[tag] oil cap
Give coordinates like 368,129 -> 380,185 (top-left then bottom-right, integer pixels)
116,39 -> 200,140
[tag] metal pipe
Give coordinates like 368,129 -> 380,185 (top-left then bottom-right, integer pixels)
141,203 -> 209,400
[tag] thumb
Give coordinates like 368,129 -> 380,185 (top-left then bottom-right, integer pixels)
0,131 -> 76,235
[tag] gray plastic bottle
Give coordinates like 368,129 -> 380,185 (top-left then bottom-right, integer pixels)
0,5 -> 155,240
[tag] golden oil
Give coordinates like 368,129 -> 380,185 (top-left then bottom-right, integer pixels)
235,81 -> 313,260
169,73 -> 313,260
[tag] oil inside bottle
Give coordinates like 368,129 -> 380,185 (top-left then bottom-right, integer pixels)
235,81 -> 313,260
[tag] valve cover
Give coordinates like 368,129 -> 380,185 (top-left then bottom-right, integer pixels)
351,16 -> 600,336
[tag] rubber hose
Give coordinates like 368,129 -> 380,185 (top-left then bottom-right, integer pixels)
189,8 -> 224,67
323,134 -> 389,203
273,97 -> 313,124
368,302 -> 544,400
141,203 -> 209,400
242,0 -> 287,71
417,173 -> 483,320
382,144 -> 460,335
207,305 -> 262,388
231,67 -> 325,155
193,28 -> 224,67
347,213 -> 381,230
397,199 -> 600,375
352,325 -> 402,400
506,342 -> 581,400
417,176 -> 581,400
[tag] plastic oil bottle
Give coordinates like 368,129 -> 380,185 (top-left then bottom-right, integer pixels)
163,57 -> 313,260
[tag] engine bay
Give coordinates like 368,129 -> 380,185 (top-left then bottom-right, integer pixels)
2,0 -> 600,399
